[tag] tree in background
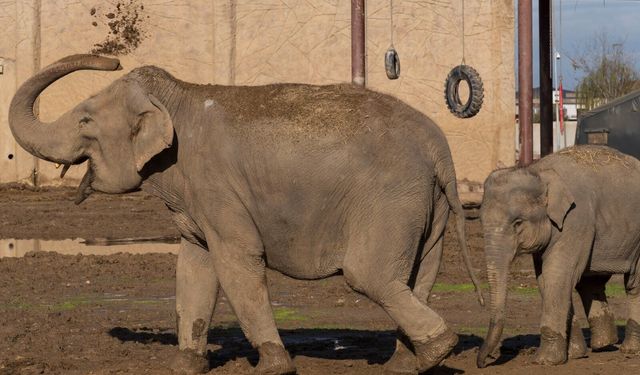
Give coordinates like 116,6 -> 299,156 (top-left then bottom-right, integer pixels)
570,32 -> 640,111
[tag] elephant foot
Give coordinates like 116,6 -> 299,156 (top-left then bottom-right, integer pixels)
568,322 -> 588,359
589,313 -> 619,350
413,328 -> 458,373
533,327 -> 567,365
254,342 -> 296,375
383,339 -> 417,375
170,349 -> 209,374
568,335 -> 588,359
620,319 -> 640,354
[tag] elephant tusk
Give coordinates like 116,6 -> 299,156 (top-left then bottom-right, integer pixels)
55,163 -> 61,168
60,164 -> 71,178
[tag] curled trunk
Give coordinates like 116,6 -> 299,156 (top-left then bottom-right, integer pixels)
9,54 -> 121,163
477,230 -> 513,368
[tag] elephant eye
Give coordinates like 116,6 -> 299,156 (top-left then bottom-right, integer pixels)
513,219 -> 523,229
79,116 -> 92,125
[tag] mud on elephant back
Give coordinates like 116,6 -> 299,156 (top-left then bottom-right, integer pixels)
477,145 -> 640,368
9,54 -> 485,374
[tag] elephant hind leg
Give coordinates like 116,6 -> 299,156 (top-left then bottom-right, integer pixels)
621,273 -> 640,354
343,269 -> 457,373
385,194 -> 449,375
576,275 -> 618,350
343,216 -> 456,373
385,237 -> 447,374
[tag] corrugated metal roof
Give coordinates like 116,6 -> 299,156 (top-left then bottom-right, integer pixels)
580,88 -> 640,121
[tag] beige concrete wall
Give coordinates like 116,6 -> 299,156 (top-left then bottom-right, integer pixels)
0,0 -> 515,188
0,0 -> 39,184
366,0 -> 516,185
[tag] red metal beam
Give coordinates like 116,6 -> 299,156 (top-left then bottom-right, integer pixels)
519,0 -> 534,166
351,0 -> 365,86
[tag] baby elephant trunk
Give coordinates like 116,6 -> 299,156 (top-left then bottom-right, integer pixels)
477,229 -> 513,368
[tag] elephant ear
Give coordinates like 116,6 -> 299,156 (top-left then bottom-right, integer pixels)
539,169 -> 575,230
132,94 -> 174,172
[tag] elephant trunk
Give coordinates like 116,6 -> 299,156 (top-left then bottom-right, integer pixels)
477,229 -> 514,368
8,54 -> 121,164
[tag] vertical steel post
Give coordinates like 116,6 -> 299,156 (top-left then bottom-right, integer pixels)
518,0 -> 533,166
351,0 -> 365,86
539,0 -> 553,157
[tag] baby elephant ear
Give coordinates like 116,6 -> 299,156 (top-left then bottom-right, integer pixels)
133,94 -> 174,172
539,169 -> 575,230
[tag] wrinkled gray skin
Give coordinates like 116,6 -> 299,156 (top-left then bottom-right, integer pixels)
477,145 -> 640,368
9,55 -> 484,375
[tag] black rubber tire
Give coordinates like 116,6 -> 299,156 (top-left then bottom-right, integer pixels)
444,65 -> 484,118
385,47 -> 400,80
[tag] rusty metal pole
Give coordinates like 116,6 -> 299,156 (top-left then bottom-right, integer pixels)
539,0 -> 553,157
351,0 -> 365,86
518,0 -> 534,166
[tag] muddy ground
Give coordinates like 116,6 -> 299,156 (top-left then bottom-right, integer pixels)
0,187 -> 639,374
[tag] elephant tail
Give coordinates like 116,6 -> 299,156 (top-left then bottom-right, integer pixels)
436,156 -> 485,306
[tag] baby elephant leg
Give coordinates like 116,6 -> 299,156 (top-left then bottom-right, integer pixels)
568,294 -> 588,359
621,273 -> 640,354
576,275 -> 618,350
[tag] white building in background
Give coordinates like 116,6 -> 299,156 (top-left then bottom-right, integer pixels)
556,89 -> 581,121
522,88 -> 582,121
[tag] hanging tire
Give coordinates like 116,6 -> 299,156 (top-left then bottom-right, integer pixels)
444,65 -> 484,118
385,47 -> 400,80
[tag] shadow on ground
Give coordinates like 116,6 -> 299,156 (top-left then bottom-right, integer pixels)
110,326 -> 485,372
485,325 -> 627,367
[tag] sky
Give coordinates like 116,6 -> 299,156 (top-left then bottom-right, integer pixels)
529,0 -> 640,90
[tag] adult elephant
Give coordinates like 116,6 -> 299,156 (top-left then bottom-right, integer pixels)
477,145 -> 640,368
9,54 -> 483,375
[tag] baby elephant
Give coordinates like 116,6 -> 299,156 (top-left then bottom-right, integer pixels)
477,145 -> 640,368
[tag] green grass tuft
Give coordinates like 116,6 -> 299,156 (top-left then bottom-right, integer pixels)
511,286 -> 539,296
273,307 -> 308,322
605,283 -> 626,297
49,297 -> 92,311
616,319 -> 627,326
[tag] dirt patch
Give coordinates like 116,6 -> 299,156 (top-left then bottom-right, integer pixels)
141,66 -> 399,144
0,189 -> 638,374
0,186 -> 176,240
90,1 -> 148,56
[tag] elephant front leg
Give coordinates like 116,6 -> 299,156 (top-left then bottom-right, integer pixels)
534,248 -> 590,365
172,238 -> 219,374
535,275 -> 571,365
207,230 -> 295,375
